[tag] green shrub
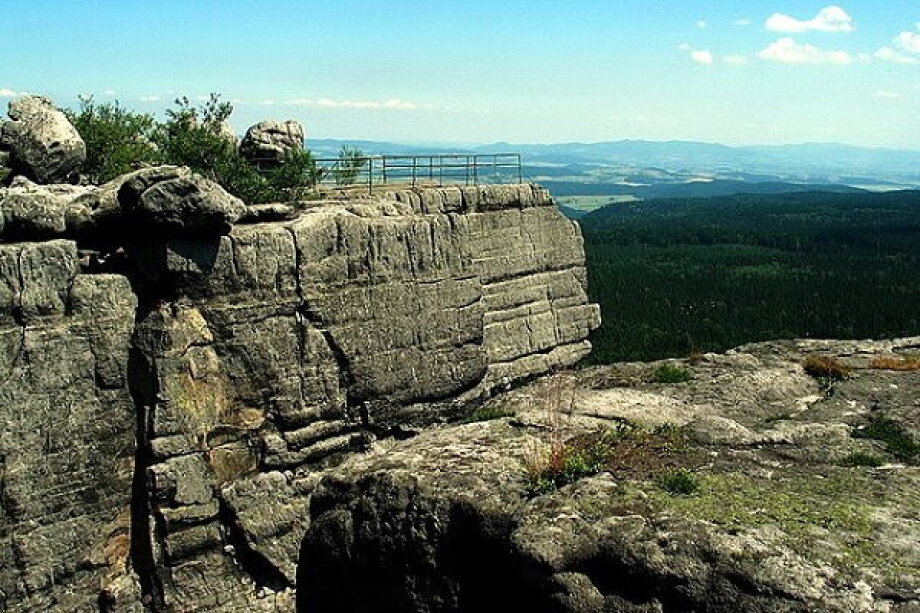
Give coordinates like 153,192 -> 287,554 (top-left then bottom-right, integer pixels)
333,145 -> 366,186
65,96 -> 160,183
840,451 -> 885,467
853,416 -> 919,463
462,406 -> 516,423
658,468 -> 700,495
652,363 -> 693,384
67,93 -> 321,205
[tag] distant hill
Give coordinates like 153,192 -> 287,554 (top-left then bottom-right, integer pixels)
308,138 -> 920,195
545,179 -> 866,201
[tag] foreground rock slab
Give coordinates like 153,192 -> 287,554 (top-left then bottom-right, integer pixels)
299,337 -> 920,613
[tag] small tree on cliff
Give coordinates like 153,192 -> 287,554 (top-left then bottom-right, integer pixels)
65,96 -> 160,183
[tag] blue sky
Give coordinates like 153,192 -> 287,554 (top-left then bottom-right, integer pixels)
1,1 -> 918,148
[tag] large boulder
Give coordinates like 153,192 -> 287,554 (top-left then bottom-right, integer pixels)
240,120 -> 304,165
0,95 -> 86,184
117,165 -> 246,235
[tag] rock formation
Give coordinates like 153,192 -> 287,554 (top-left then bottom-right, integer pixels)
299,338 -> 920,613
240,120 -> 305,165
0,144 -> 601,610
0,96 -> 86,184
3,95 -> 915,613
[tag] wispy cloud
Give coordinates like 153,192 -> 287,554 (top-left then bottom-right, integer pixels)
102,89 -> 116,96
691,50 -> 714,64
876,24 -> 920,64
696,20 -> 707,29
733,18 -> 752,27
0,88 -> 26,98
758,37 -> 854,64
873,90 -> 903,99
138,95 -> 161,102
282,97 -> 427,111
766,6 -> 854,33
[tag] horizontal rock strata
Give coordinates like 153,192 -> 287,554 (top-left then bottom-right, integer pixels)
0,181 -> 600,611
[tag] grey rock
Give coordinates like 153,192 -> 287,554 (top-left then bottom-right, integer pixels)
0,178 -> 94,239
240,120 -> 304,165
299,337 -> 920,613
239,202 -> 299,223
117,165 -> 246,235
0,240 -> 137,612
0,95 -> 86,184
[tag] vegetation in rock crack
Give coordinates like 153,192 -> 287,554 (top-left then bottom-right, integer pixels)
462,405 -> 516,423
657,468 -> 700,495
651,363 -> 692,384
840,451 -> 885,468
802,354 -> 852,381
852,416 -> 919,463
523,421 -> 692,497
869,355 -> 920,371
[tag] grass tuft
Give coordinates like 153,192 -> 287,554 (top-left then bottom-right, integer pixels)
840,451 -> 885,468
462,406 -> 515,423
658,468 -> 700,495
869,355 -> 920,371
652,363 -> 693,384
802,354 -> 852,381
852,416 -> 919,463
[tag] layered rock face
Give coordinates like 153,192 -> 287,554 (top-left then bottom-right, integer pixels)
0,241 -> 138,611
0,176 -> 600,611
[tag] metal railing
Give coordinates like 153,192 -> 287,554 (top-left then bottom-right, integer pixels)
258,153 -> 523,191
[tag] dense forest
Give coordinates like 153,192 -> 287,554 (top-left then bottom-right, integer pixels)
579,190 -> 920,363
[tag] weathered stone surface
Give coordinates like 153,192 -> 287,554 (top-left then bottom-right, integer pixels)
117,165 -> 246,235
0,95 -> 86,184
2,182 -> 600,611
0,177 -> 94,239
240,120 -> 304,165
299,337 -> 920,613
0,241 -> 138,612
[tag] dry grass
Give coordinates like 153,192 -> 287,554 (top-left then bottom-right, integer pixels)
869,355 -> 920,371
802,354 -> 852,381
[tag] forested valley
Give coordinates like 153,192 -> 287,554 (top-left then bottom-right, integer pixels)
580,190 -> 920,362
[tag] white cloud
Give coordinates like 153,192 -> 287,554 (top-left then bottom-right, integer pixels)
723,54 -> 750,65
766,6 -> 854,33
758,37 -> 854,64
877,26 -> 920,63
895,30 -> 920,54
696,19 -> 707,29
734,18 -> 752,27
874,47 -> 915,63
690,49 -> 714,64
138,95 -> 161,102
677,43 -> 692,51
102,89 -> 116,96
873,90 -> 903,99
0,88 -> 22,97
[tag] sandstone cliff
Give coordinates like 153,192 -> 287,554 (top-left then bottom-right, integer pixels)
0,176 -> 600,611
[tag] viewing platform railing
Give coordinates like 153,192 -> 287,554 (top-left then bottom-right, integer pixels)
308,153 -> 523,190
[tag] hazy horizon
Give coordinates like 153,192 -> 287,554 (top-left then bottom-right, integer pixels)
2,1 -> 919,148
